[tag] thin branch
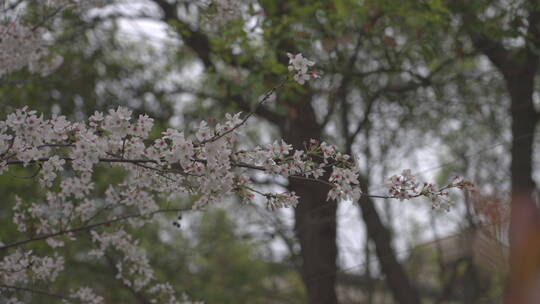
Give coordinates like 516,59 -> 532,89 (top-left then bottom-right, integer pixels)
199,78 -> 288,145
321,89 -> 339,129
349,56 -> 457,143
349,95 -> 376,143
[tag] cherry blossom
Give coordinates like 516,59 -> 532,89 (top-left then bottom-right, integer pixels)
386,169 -> 420,201
287,53 -> 317,84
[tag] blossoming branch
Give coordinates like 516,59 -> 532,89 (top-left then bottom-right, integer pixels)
0,53 -> 473,303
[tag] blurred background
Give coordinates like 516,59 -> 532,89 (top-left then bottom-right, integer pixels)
2,0 -> 537,303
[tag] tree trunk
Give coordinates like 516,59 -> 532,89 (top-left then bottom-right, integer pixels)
282,97 -> 339,304
290,177 -> 338,304
358,176 -> 423,304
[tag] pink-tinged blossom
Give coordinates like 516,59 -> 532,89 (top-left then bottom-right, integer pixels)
386,169 -> 420,201
320,142 -> 336,159
196,121 -> 214,142
287,52 -> 314,73
216,112 -> 242,135
287,52 -> 317,84
130,114 -> 154,138
40,155 -> 65,187
271,139 -> 293,156
328,167 -> 362,202
102,107 -> 133,138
